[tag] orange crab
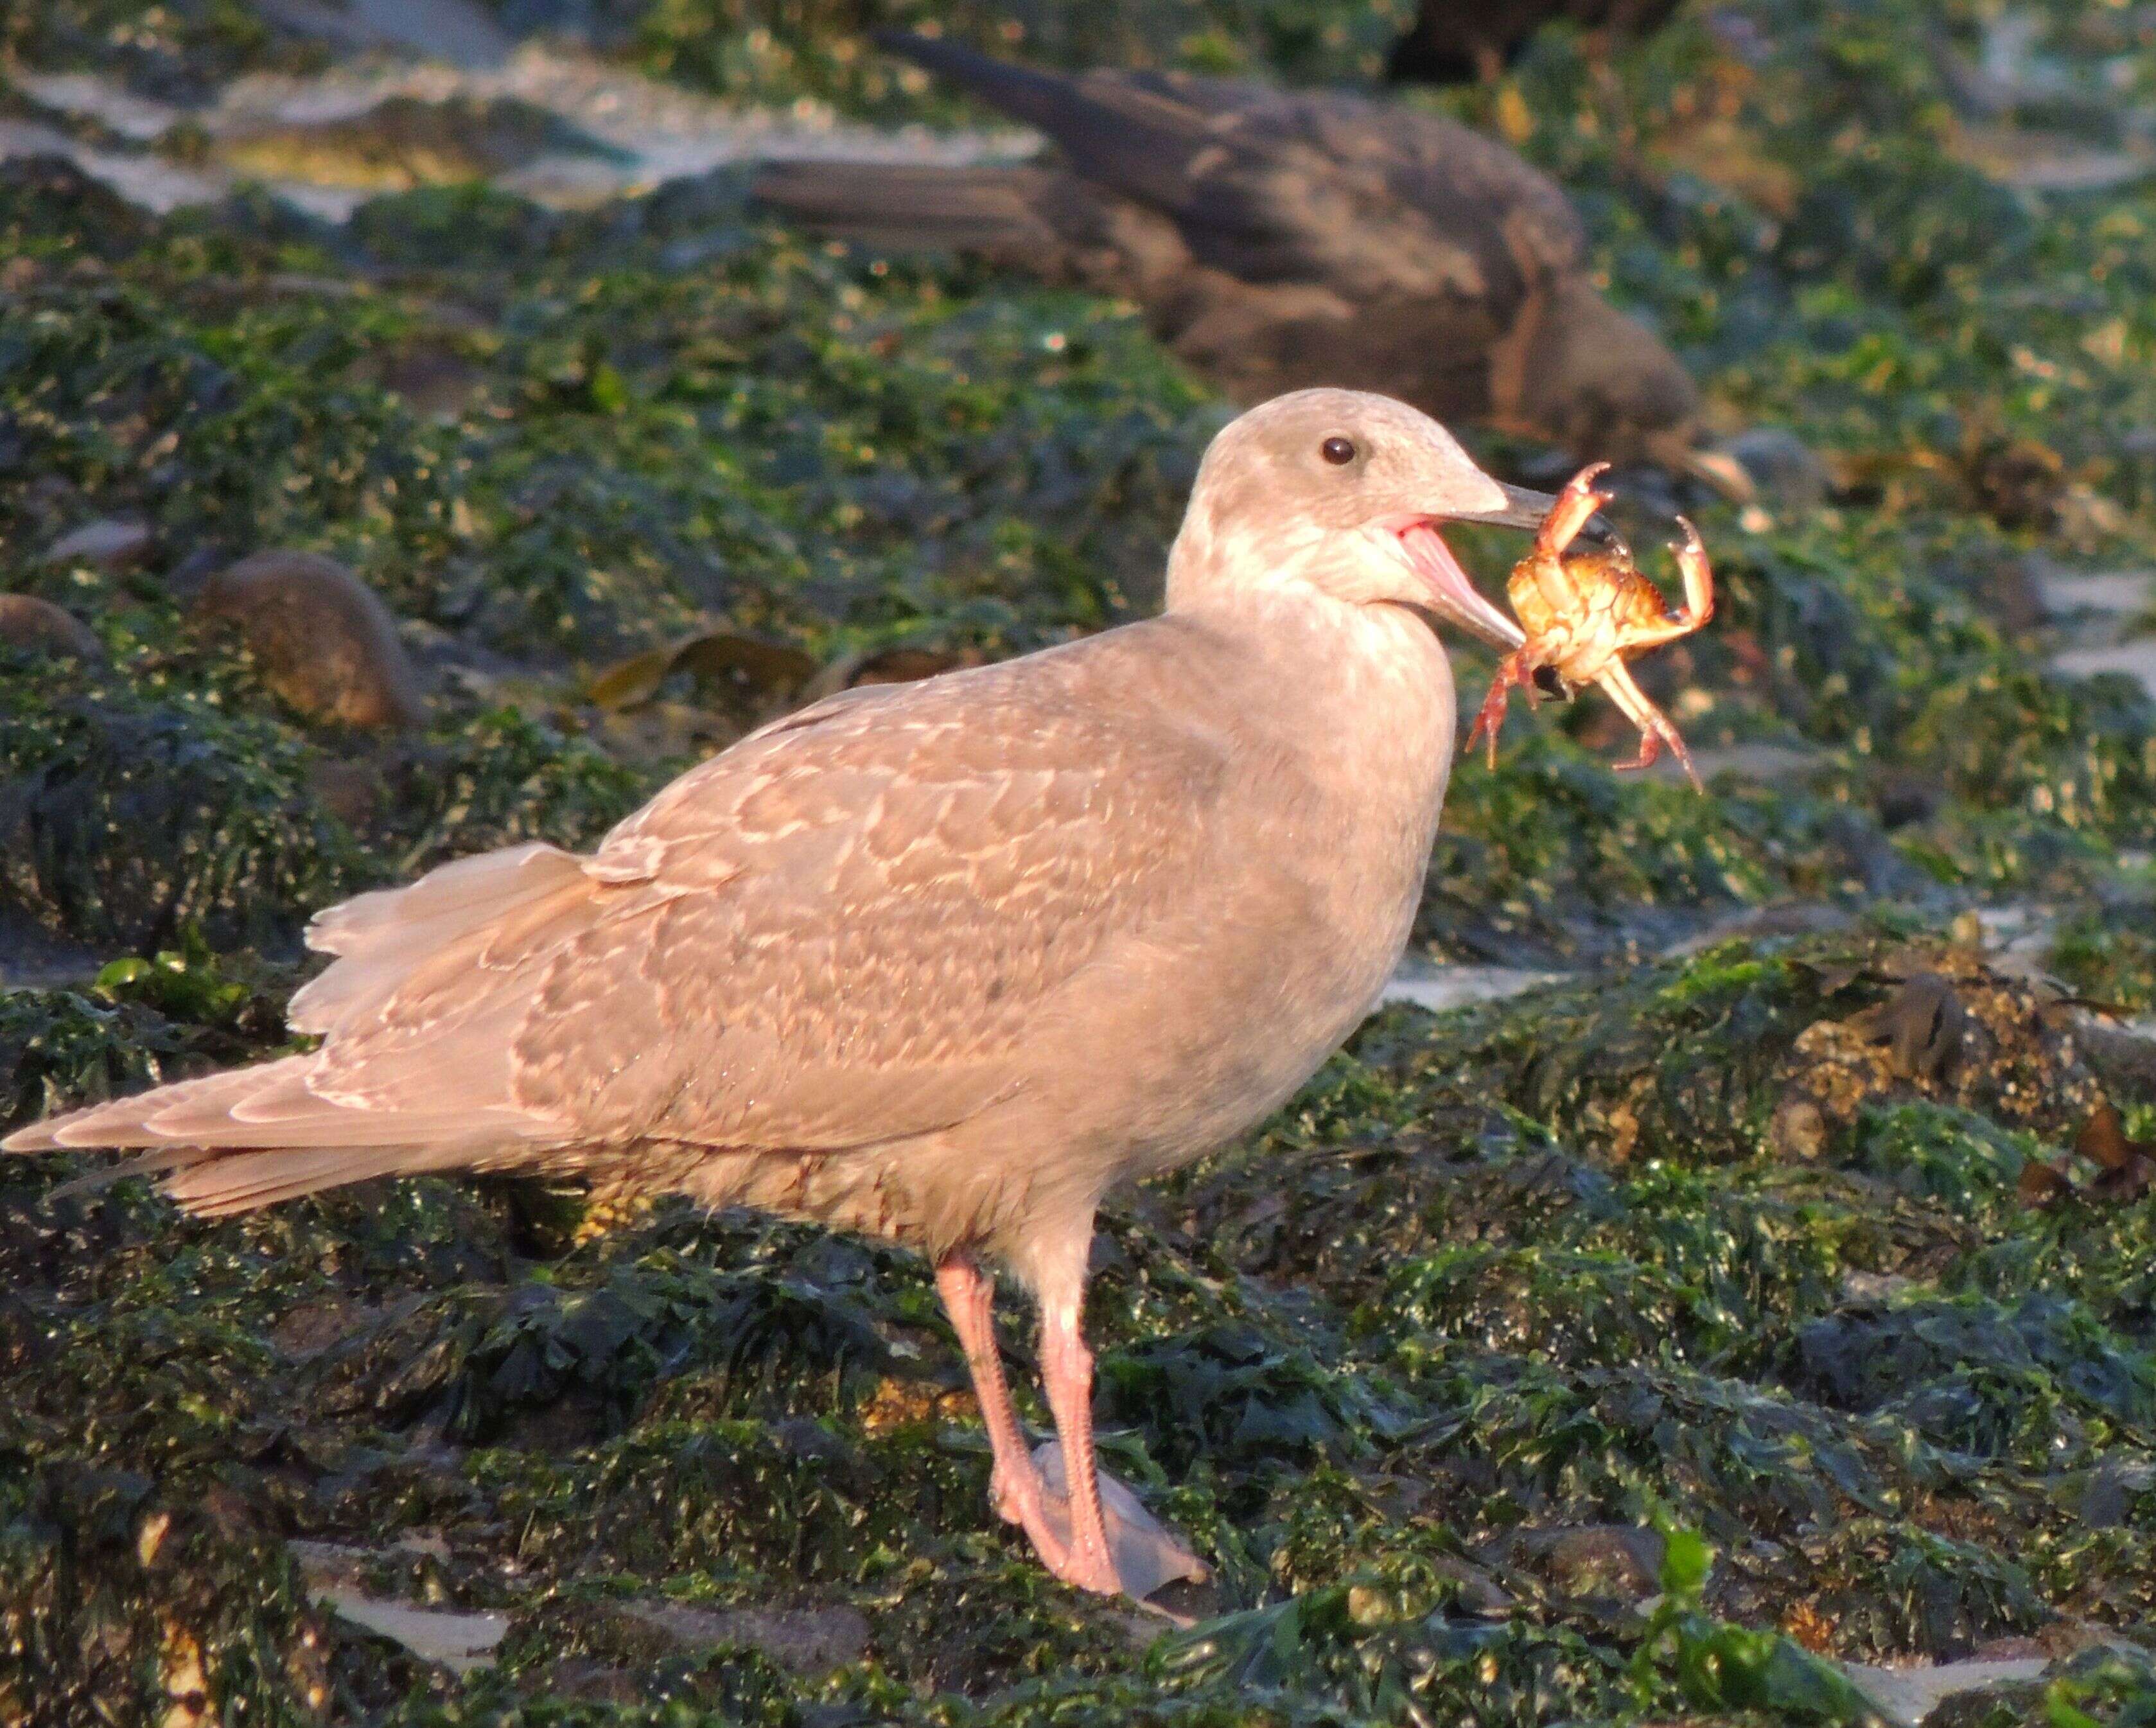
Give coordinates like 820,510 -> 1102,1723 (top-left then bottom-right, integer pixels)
1465,461 -> 1715,789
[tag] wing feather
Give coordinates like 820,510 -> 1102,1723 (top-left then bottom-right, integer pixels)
5,626 -> 1232,1208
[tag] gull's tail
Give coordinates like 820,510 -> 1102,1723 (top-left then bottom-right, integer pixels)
4,842 -> 588,1215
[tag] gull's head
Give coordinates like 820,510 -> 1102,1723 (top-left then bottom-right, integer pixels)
1167,388 -> 1549,651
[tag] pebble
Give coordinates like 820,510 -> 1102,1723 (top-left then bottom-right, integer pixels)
44,518 -> 152,573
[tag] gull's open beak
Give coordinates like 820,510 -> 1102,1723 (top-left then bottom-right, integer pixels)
1397,520 -> 1526,652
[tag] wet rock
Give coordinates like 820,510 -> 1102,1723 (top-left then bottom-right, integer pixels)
0,595 -> 103,661
313,1589 -> 507,1675
1498,1524 -> 1666,1605
43,518 -> 152,573
2052,639 -> 2156,703
1773,951 -> 2102,1152
610,1600 -> 871,1675
256,0 -> 513,66
216,95 -> 629,193
1842,1657 -> 2049,1727
1379,958 -> 1561,1014
2022,560 -> 2150,628
193,551 -> 428,731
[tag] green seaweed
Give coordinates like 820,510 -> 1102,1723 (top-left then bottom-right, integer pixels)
7,0 -> 2156,1719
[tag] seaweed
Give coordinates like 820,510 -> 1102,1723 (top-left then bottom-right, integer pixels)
6,0 -> 2156,1719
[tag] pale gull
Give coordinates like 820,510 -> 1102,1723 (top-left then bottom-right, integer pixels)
6,387 -> 1547,1603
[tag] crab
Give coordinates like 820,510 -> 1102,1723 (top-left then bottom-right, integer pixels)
1465,461 -> 1715,790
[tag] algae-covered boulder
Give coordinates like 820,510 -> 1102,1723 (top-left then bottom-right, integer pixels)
0,667 -> 367,951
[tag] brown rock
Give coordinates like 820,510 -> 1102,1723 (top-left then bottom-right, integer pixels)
1771,948 -> 2102,1155
195,551 -> 427,730
0,594 -> 103,660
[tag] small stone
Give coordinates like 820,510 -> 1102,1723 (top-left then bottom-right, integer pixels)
1510,1524 -> 1666,1603
44,518 -> 152,572
1770,1095 -> 1828,1161
0,594 -> 103,660
194,551 -> 427,730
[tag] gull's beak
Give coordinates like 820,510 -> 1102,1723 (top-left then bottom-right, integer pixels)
1676,445 -> 1757,503
1398,520 -> 1526,652
1448,482 -> 1561,531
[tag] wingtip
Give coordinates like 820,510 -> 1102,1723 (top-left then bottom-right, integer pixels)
3,1121 -> 60,1153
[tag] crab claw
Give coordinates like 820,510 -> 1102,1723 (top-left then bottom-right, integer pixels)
1534,464 -> 1613,562
1669,516 -> 1714,626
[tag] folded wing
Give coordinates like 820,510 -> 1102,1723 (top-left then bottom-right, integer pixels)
6,648 -> 1227,1215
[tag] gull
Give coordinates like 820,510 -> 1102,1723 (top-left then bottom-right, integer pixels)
754,32 -> 1749,495
8,388 -> 1547,1603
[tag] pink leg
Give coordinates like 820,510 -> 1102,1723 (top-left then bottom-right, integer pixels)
1031,1231 -> 1207,1602
935,1253 -> 1043,1530
937,1249 -> 1202,1600
1036,1279 -> 1122,1595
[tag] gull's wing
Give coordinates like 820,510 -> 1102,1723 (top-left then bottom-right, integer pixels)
507,644 -> 1230,1153
8,631 -> 1231,1210
879,32 -> 1585,304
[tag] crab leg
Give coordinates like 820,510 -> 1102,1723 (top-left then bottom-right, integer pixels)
1597,517 -> 1716,653
1672,517 -> 1713,626
1593,658 -> 1702,791
1465,649 -> 1535,768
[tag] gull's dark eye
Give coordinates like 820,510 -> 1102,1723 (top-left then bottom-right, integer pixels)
1320,436 -> 1357,466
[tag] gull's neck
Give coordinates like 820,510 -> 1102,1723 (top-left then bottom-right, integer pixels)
1161,533 -> 1460,829
1164,508 -> 1327,613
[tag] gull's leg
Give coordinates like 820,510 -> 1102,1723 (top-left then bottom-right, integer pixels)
936,1253 -> 1050,1532
1030,1226 -> 1208,1603
1595,658 -> 1701,790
